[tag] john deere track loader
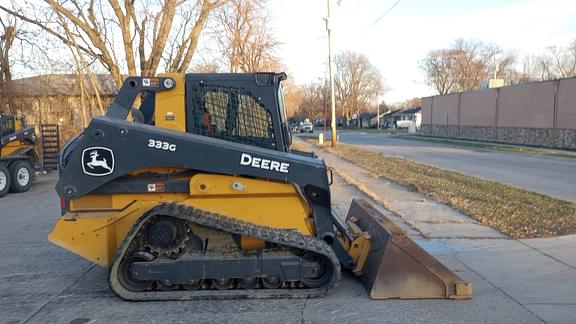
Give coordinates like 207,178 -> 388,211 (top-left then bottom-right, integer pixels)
0,114 -> 37,197
49,73 -> 472,301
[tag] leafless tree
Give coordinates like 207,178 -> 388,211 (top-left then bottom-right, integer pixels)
394,97 -> 421,110
567,39 -> 576,77
507,54 -> 554,84
420,49 -> 456,95
422,39 -> 509,93
494,39 -> 576,83
534,53 -> 556,81
491,50 -> 518,85
518,55 -> 539,82
545,42 -> 576,79
297,80 -> 328,121
191,61 -> 221,73
334,51 -> 383,122
55,11 -> 104,126
450,39 -> 492,91
282,75 -> 303,119
0,16 -> 16,114
213,0 -> 281,72
0,0 -> 225,87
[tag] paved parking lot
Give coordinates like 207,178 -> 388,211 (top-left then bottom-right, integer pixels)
1,174 -> 570,323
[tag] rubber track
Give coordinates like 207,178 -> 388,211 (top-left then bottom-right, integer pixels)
109,202 -> 341,301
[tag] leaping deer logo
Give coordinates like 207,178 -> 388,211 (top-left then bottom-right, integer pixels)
82,147 -> 114,176
86,150 -> 112,172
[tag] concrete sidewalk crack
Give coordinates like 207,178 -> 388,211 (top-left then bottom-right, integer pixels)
333,168 -> 427,237
299,297 -> 309,324
20,264 -> 96,324
418,220 -> 472,224
454,254 -> 546,324
425,236 -> 510,240
525,302 -> 576,306
0,242 -> 51,246
517,240 -> 576,272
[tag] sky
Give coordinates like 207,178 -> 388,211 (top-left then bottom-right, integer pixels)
268,0 -> 576,103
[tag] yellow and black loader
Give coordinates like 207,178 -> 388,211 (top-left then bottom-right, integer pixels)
0,114 -> 37,197
49,73 -> 472,300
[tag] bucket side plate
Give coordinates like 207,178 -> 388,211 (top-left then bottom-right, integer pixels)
346,199 -> 472,300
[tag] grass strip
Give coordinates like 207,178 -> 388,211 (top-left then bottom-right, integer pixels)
305,140 -> 576,239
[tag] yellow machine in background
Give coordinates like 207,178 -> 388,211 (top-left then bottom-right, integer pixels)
0,115 -> 37,197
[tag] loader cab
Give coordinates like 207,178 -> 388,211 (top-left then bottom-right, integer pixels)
184,73 -> 291,152
106,73 -> 292,152
0,115 -> 15,138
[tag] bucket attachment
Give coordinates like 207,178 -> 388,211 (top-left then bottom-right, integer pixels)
345,199 -> 472,300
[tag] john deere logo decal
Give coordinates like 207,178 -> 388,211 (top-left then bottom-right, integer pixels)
82,147 -> 114,176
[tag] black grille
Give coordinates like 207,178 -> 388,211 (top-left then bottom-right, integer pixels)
187,85 -> 275,149
0,115 -> 15,137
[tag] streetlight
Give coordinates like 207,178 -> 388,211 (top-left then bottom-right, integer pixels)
325,0 -> 337,147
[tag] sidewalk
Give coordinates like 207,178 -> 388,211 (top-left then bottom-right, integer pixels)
297,138 -> 576,324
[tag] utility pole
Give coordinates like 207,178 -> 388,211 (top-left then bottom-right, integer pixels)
326,0 -> 337,146
377,102 -> 380,130
493,52 -> 498,79
323,79 -> 327,135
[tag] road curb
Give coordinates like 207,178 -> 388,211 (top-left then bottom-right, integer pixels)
298,139 -> 431,237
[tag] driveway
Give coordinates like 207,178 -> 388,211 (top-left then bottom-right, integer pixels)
0,174 -> 556,324
336,132 -> 576,202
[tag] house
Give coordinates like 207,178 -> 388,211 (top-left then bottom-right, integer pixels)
381,109 -> 401,129
369,111 -> 391,128
394,107 -> 422,129
380,107 -> 422,129
351,112 -> 376,128
393,107 -> 421,129
0,74 -> 117,141
1,74 -> 117,98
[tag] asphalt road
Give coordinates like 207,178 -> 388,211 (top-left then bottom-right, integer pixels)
0,175 -> 546,324
335,132 -> 576,202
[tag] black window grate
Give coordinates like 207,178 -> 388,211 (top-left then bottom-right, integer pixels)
0,116 -> 15,137
188,85 -> 276,149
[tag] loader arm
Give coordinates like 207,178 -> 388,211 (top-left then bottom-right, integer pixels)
56,116 -> 347,255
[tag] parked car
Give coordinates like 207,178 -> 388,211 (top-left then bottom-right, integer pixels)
288,122 -> 299,133
299,121 -> 314,133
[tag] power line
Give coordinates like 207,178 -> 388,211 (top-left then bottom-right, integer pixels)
362,0 -> 402,34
